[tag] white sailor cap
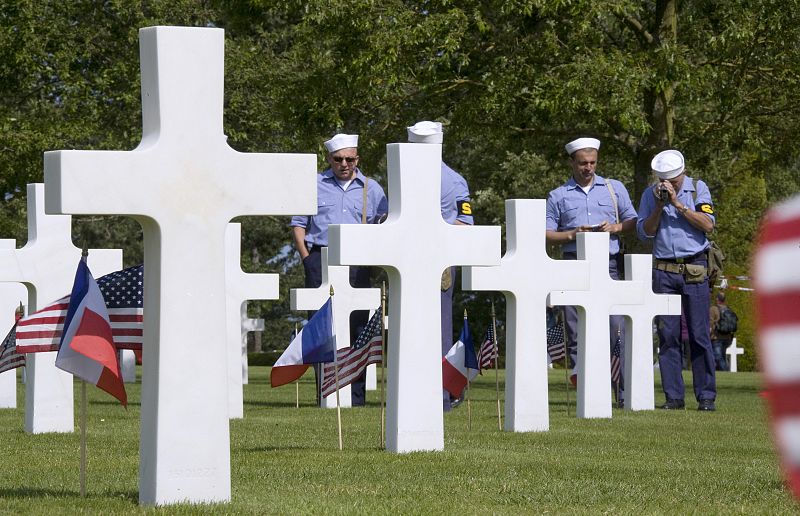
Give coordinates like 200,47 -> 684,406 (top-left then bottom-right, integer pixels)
651,149 -> 685,180
407,121 -> 443,144
564,137 -> 601,155
324,133 -> 359,153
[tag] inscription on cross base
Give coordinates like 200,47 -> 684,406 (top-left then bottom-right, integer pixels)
329,143 -> 501,452
0,184 -> 121,433
290,248 -> 380,408
610,255 -> 681,411
44,27 -> 316,505
463,199 -> 589,432
225,222 -> 278,419
549,232 -> 644,419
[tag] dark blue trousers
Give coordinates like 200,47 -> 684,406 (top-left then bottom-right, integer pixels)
653,262 -> 716,402
441,266 -> 455,410
303,248 -> 370,406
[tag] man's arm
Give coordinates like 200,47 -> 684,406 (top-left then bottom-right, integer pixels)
291,226 -> 309,260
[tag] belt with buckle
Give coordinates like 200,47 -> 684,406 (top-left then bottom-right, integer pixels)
654,260 -> 687,274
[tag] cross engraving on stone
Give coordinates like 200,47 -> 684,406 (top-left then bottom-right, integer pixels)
290,247 -> 380,408
549,232 -> 644,419
0,184 -> 122,433
328,143 -> 501,452
727,337 -> 744,372
226,222 -> 279,419
463,199 -> 589,432
611,254 -> 681,411
43,27 -> 316,505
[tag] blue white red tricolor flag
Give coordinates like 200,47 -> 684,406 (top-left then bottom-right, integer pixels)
55,257 -> 127,407
320,308 -> 383,398
271,298 -> 336,388
442,317 -> 479,398
15,265 -> 144,354
477,324 -> 496,372
754,195 -> 800,500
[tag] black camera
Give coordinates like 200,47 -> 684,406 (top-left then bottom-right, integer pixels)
658,187 -> 670,203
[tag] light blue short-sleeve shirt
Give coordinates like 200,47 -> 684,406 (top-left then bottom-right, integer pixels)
441,162 -> 474,225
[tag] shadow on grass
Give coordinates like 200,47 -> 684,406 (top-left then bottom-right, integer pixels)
0,487 -> 137,503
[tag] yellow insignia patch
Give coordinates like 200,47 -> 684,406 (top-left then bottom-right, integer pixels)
459,202 -> 472,215
700,204 -> 714,214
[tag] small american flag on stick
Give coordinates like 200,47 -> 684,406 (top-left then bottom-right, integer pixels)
610,332 -> 622,385
15,265 -> 144,354
0,322 -> 23,374
546,322 -> 566,362
320,308 -> 383,398
477,324 -> 497,371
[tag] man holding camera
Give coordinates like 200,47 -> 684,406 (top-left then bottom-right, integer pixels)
637,149 -> 717,411
545,137 -> 637,403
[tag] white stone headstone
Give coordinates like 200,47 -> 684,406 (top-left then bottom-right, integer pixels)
610,255 -> 681,411
463,199 -> 589,432
290,248 -> 380,408
549,232 -> 644,419
120,350 -> 137,383
328,143 -> 501,452
0,184 -> 122,433
240,305 -> 264,385
225,222 -> 278,419
727,337 -> 744,372
0,267 -> 27,409
43,27 -> 316,505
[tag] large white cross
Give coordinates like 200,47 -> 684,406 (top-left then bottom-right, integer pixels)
549,232 -> 644,418
328,143 -> 501,452
290,248 -> 380,408
0,184 -> 122,432
43,27 -> 316,505
225,222 -> 279,419
727,337 -> 744,372
610,255 -> 681,411
462,199 -> 589,432
0,256 -> 27,409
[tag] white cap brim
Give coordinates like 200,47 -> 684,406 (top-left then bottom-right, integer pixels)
408,121 -> 443,144
651,150 -> 685,180
565,137 -> 601,155
324,133 -> 359,153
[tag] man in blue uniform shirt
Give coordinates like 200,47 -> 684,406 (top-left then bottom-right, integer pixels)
290,133 -> 388,406
407,121 -> 474,411
545,137 -> 637,406
636,149 -> 716,411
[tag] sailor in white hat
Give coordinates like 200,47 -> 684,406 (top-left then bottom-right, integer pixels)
407,120 -> 474,411
290,132 -> 388,406
545,137 -> 638,404
636,149 -> 717,411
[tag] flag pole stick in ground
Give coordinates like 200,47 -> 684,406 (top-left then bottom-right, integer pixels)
491,301 -> 501,431
80,379 -> 87,497
561,312 -> 570,416
330,286 -> 343,451
464,309 -> 472,432
380,282 -> 387,449
294,323 -> 300,409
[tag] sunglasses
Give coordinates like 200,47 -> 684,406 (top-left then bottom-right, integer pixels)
332,156 -> 358,164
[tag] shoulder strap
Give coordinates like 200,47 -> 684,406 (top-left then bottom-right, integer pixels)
362,176 -> 368,224
604,180 -> 620,224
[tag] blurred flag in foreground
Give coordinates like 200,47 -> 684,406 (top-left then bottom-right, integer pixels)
442,317 -> 479,398
55,257 -> 127,407
271,299 -> 335,388
320,308 -> 383,398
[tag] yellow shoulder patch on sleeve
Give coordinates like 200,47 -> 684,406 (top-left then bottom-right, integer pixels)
698,203 -> 714,214
458,201 -> 472,215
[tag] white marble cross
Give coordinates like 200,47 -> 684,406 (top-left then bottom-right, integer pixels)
240,304 -> 264,385
43,27 -> 316,505
0,269 -> 27,409
290,248 -> 380,408
549,232 -> 644,419
610,255 -> 681,411
328,143 -> 501,452
225,222 -> 279,419
0,184 -> 122,433
463,199 -> 589,432
727,337 -> 744,372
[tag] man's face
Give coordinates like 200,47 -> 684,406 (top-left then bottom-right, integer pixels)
569,148 -> 598,186
661,173 -> 685,192
327,147 -> 359,180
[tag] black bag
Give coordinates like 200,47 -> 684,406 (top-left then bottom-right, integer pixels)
717,307 -> 738,334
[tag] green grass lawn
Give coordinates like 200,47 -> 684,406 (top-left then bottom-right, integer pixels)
1,367 -> 797,514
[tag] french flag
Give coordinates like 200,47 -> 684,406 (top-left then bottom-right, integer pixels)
56,257 -> 127,407
442,317 -> 479,398
270,298 -> 336,388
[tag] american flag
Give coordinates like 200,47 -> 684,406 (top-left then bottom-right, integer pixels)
15,265 -> 144,354
320,308 -> 383,398
547,322 -> 566,362
477,324 -> 497,371
610,332 -> 622,385
0,322 -> 23,374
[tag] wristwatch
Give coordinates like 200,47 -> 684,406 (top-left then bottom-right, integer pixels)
678,205 -> 690,215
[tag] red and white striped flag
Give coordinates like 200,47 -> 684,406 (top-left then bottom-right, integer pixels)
0,322 -> 23,374
320,309 -> 383,398
477,324 -> 497,371
754,195 -> 800,500
16,265 -> 143,354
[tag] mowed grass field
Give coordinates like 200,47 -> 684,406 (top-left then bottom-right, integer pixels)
1,366 -> 797,514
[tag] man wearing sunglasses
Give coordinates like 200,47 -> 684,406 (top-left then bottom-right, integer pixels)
290,133 -> 388,406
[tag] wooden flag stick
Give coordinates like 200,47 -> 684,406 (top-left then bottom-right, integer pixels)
80,380 -> 87,497
380,281 -> 387,449
491,301 -> 501,431
330,286 -> 343,451
464,309 -> 472,432
294,323 -> 300,409
562,313 -> 571,416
